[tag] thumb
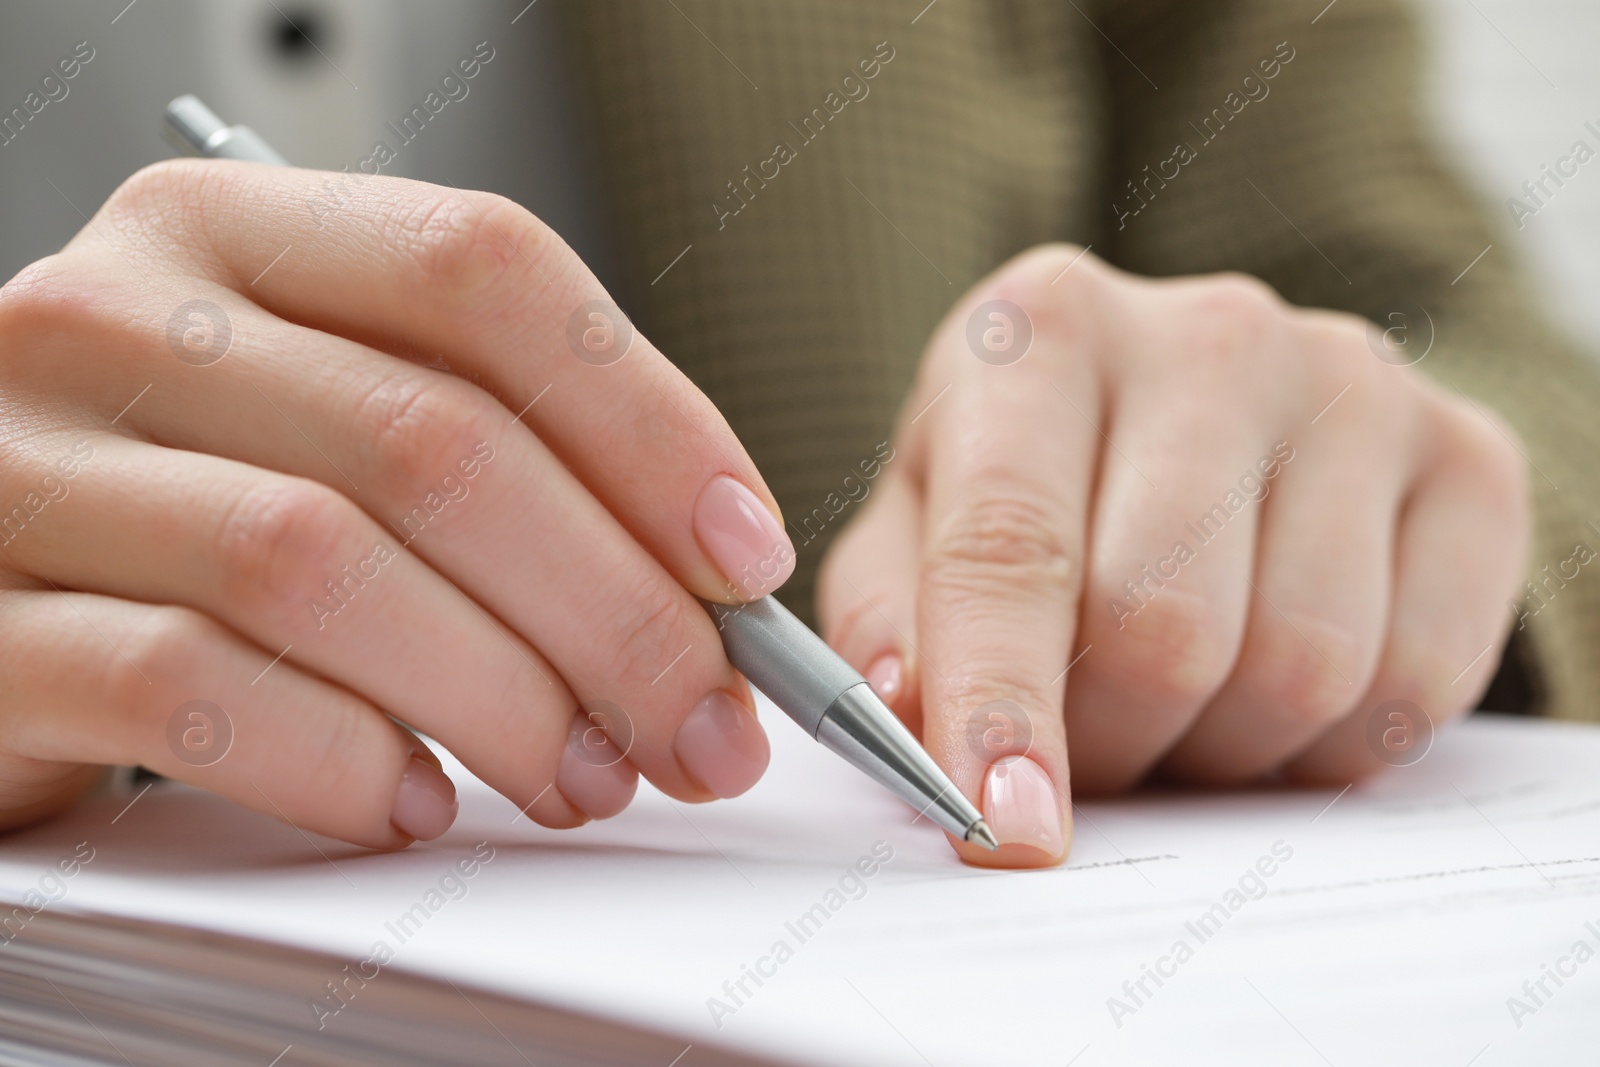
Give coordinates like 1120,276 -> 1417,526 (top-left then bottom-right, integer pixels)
816,468 -> 924,732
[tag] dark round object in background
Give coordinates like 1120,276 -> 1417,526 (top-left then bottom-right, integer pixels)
265,6 -> 330,64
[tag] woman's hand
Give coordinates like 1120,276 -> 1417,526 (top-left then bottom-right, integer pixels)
818,246 -> 1528,868
0,161 -> 795,845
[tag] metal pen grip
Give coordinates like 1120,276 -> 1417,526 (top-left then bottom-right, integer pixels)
701,597 -> 862,735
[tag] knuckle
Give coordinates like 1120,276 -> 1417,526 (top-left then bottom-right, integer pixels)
1182,273 -> 1283,363
1489,444 -> 1533,519
98,606 -> 217,727
1318,310 -> 1399,388
998,243 -> 1101,294
815,522 -> 882,640
1471,437 -> 1529,518
822,591 -> 882,656
1098,589 -> 1235,710
940,673 -> 1058,762
1372,638 -> 1475,726
1442,397 -> 1530,504
101,158 -> 220,236
598,587 -> 699,695
925,494 -> 1077,598
820,573 -> 909,665
1244,614 -> 1366,727
393,188 -> 554,314
23,159 -> 221,289
215,479 -> 365,630
1199,271 -> 1281,315
0,255 -> 91,343
353,373 -> 500,506
288,690 -> 377,795
980,243 -> 1108,331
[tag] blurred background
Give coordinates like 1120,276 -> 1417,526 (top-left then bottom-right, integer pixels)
0,0 -> 1595,360
0,0 -> 610,278
1413,0 -> 1600,360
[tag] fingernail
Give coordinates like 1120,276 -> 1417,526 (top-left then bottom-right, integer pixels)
982,756 -> 1064,855
865,652 -> 902,703
391,755 -> 458,841
674,689 -> 770,798
556,713 -> 639,820
693,475 -> 796,600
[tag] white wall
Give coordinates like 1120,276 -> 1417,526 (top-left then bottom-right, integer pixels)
0,1 -> 604,283
1414,0 -> 1600,354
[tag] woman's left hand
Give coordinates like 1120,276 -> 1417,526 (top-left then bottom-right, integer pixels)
816,246 -> 1528,868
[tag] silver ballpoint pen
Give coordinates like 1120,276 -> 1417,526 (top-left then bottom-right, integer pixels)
163,95 -> 287,165
704,596 -> 997,851
162,95 -> 999,852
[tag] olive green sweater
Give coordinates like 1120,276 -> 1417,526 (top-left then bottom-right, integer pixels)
562,0 -> 1600,722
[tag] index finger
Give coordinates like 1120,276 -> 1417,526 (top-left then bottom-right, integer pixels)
906,249 -> 1101,867
93,160 -> 793,603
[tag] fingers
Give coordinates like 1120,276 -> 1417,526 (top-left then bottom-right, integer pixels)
553,709 -> 639,821
830,249 -> 1528,823
0,761 -> 106,835
0,432 -> 637,830
79,159 -> 793,603
907,251 -> 1104,868
1062,281 -> 1289,792
816,467 -> 924,729
1162,357 -> 1405,783
1284,397 -> 1528,783
168,309 -> 766,801
0,433 -> 626,825
8,284 -> 768,805
0,587 -> 438,848
6,431 -> 640,825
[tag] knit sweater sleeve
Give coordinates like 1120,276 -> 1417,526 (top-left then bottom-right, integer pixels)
1089,0 -> 1600,720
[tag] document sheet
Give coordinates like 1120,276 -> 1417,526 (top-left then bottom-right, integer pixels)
0,704 -> 1596,1066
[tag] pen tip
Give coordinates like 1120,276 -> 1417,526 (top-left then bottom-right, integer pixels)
967,821 -> 999,851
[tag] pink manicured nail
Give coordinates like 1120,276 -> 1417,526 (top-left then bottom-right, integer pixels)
693,475 -> 796,600
673,690 -> 770,798
982,756 -> 1064,856
391,755 -> 458,841
555,713 -> 639,819
865,652 -> 903,703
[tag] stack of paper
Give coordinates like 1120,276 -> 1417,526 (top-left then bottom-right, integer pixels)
0,703 -> 1595,1065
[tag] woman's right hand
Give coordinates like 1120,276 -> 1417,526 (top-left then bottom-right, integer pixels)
0,160 -> 794,846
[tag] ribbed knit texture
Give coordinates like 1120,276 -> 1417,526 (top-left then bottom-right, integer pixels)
562,0 -> 1600,722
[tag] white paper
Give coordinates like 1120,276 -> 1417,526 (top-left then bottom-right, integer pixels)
1,704 -> 1597,1065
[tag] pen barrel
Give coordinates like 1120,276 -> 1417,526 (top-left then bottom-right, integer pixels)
163,95 -> 288,165
816,684 -> 986,842
699,597 -> 863,736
